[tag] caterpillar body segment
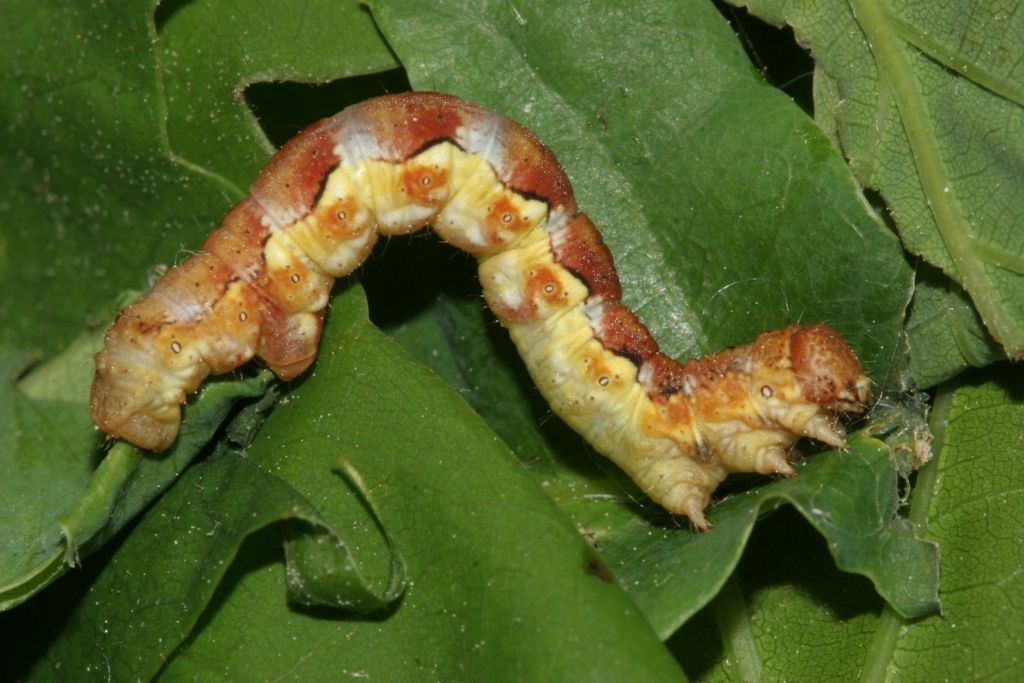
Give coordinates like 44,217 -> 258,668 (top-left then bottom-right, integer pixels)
91,92 -> 870,528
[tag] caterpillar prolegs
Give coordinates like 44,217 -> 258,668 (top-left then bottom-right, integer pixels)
91,92 -> 870,529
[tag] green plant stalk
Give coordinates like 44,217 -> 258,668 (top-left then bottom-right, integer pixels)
857,382 -> 952,682
711,573 -> 764,681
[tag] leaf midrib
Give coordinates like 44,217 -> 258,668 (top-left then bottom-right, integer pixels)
888,12 -> 1024,109
850,0 -> 1024,358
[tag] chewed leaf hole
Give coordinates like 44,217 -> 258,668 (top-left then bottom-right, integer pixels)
245,71 -> 412,148
713,0 -> 815,115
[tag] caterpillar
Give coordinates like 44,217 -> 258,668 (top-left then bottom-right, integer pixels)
91,92 -> 870,529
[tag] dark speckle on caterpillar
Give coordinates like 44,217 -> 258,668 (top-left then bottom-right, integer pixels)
91,92 -> 870,529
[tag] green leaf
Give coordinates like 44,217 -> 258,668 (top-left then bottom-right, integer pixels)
0,318 -> 274,610
155,0 -> 398,193
369,0 -> 922,632
669,507 -> 892,681
667,365 -> 1024,681
0,0 -> 396,358
880,369 -> 1024,679
905,265 -> 1005,388
0,338 -> 98,610
371,0 -> 910,376
26,288 -> 681,681
31,441 -> 405,680
378,263 -> 939,635
602,437 -> 938,638
0,0 -> 393,612
59,373 -> 275,554
736,0 -> 1024,359
3,0 -> 969,679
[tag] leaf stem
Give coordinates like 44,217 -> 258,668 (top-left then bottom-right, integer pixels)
858,602 -> 902,683
849,0 -> 1024,358
909,382 -> 955,532
710,574 -> 764,682
858,380 -> 954,681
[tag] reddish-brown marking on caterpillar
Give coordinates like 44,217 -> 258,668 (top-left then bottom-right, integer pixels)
554,214 -> 622,302
91,92 -> 870,529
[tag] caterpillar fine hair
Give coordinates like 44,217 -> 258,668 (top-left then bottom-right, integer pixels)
91,92 -> 870,529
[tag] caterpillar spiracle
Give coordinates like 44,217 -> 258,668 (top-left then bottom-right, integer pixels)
91,92 -> 870,529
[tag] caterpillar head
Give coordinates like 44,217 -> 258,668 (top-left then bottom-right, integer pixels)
789,324 -> 870,413
90,384 -> 181,452
91,350 -> 182,452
